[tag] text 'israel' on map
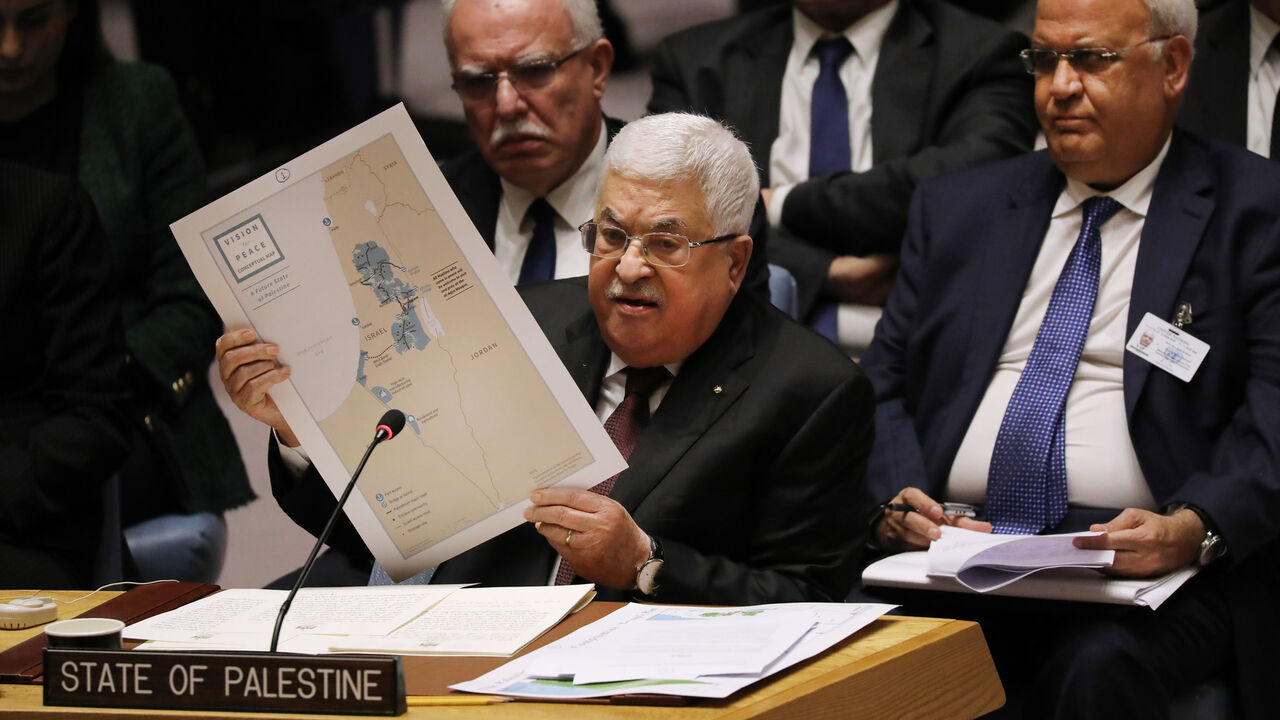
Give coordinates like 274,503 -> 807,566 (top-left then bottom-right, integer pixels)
171,104 -> 625,581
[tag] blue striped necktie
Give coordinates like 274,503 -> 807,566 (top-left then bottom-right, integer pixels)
985,196 -> 1123,534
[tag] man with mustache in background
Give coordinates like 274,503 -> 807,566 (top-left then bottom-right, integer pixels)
439,0 -> 615,285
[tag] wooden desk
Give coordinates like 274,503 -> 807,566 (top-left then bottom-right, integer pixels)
0,591 -> 1004,719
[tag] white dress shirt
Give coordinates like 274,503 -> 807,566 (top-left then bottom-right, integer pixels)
945,140 -> 1174,512
1247,6 -> 1280,158
493,118 -> 607,282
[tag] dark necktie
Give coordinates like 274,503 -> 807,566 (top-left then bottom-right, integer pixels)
808,36 -> 855,177
518,198 -> 557,284
1271,36 -> 1280,160
985,197 -> 1123,534
807,37 -> 855,341
554,365 -> 671,585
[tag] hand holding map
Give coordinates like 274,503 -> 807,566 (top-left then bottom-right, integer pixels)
173,105 -> 625,581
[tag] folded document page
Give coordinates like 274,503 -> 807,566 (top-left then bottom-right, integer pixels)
929,526 -> 1114,591
863,542 -> 1196,610
451,602 -> 895,700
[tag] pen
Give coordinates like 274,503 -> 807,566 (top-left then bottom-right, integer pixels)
881,502 -> 978,518
407,695 -> 513,706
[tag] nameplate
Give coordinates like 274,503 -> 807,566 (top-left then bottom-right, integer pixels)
43,649 -> 405,716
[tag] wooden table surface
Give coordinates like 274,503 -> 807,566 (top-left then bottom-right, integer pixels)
0,590 -> 1004,719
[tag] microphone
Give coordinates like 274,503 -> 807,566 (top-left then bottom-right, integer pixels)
269,409 -> 407,652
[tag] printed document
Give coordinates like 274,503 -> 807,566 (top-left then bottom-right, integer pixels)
170,104 -> 625,580
124,585 -> 595,657
452,602 -> 895,700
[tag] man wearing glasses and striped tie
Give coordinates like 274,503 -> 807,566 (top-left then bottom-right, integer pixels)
858,0 -> 1280,717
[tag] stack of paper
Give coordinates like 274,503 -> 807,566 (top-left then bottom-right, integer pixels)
862,527 -> 1197,609
123,584 -> 595,656
451,602 -> 895,700
929,526 -> 1114,591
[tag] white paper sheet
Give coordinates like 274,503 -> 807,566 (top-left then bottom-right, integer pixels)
864,549 -> 1196,609
451,602 -> 895,700
170,104 -> 625,581
524,607 -> 816,684
123,586 -> 463,644
928,526 -> 1114,591
326,584 -> 595,657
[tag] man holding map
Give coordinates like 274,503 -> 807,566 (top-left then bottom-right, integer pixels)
217,112 -> 872,604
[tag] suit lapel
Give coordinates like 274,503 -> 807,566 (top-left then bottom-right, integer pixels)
1123,135 -> 1214,417
726,16 -> 792,183
871,2 -> 932,163
962,157 -> 1061,382
554,312 -> 609,405
610,298 -> 759,514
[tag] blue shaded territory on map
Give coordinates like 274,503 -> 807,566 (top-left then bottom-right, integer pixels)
356,350 -> 369,386
372,386 -> 393,404
353,240 -> 432,389
406,415 -> 421,436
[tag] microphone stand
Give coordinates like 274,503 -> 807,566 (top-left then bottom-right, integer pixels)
269,432 -> 388,653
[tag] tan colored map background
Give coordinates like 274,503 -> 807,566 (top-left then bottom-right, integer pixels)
315,134 -> 591,557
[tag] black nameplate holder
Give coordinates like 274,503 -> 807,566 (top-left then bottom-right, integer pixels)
43,649 -> 406,716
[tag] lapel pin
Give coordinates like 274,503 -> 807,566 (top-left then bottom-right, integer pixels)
713,385 -> 723,394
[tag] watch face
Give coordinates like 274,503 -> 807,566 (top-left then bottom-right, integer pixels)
637,559 -> 663,595
1199,534 -> 1225,566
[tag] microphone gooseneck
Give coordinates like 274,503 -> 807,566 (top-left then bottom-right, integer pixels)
269,409 -> 405,652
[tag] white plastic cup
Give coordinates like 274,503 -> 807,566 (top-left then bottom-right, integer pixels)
44,618 -> 125,650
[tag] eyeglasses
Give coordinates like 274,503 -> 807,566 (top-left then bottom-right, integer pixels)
578,221 -> 736,268
1018,37 -> 1171,76
451,45 -> 588,102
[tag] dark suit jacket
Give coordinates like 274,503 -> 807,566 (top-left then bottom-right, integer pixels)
860,133 -> 1280,718
440,116 -> 774,303
0,162 -> 132,585
648,0 -> 1037,311
78,63 -> 252,515
1177,0 -> 1249,148
273,280 -> 874,605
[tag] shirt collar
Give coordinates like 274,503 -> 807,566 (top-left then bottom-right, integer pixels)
792,1 -> 898,66
604,353 -> 682,381
1053,136 -> 1171,219
1250,4 -> 1280,75
500,117 -> 608,230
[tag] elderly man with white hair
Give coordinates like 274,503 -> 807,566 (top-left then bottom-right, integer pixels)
219,112 -> 873,605
859,0 -> 1280,716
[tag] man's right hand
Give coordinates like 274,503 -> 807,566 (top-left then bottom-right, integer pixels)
215,329 -> 299,447
876,487 -> 992,552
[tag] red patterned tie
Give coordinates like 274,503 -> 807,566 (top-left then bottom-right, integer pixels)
554,366 -> 671,585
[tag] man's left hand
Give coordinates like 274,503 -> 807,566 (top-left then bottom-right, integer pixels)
524,488 -> 651,590
1072,508 -> 1203,577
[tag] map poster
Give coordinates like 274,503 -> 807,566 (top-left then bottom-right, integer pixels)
172,104 -> 625,582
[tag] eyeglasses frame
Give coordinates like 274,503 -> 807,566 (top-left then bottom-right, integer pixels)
1018,36 -> 1173,76
577,220 -> 738,269
450,44 -> 591,101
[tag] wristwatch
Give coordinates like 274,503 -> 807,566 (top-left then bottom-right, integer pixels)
635,535 -> 664,596
1165,503 -> 1227,566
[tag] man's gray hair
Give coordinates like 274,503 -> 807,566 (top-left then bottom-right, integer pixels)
606,113 -> 760,238
1143,0 -> 1197,47
441,0 -> 603,49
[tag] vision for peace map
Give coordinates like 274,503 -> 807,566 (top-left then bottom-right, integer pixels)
172,105 -> 624,581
